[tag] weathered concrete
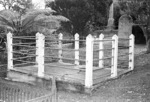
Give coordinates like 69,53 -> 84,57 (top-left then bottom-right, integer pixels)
7,63 -> 131,94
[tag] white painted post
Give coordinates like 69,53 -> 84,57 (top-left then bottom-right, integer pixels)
75,33 -> 79,65
85,34 -> 94,88
99,33 -> 104,68
111,35 -> 118,78
36,33 -> 39,64
129,34 -> 135,70
37,33 -> 45,77
7,32 -> 13,70
58,33 -> 63,63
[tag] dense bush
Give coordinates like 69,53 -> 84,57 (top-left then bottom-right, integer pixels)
46,0 -> 112,36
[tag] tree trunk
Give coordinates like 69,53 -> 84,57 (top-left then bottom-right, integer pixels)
144,29 -> 150,53
146,36 -> 150,53
141,21 -> 150,53
145,15 -> 150,53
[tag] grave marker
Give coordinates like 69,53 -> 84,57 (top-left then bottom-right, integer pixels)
118,14 -> 133,46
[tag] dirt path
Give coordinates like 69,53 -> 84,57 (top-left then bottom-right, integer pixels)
58,52 -> 150,102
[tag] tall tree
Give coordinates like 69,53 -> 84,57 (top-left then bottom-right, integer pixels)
46,0 -> 111,36
46,0 -> 93,36
89,0 -> 112,27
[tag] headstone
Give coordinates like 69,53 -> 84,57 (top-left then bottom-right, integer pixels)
118,14 -> 133,46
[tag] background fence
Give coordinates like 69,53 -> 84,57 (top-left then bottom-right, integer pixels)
7,32 -> 135,88
0,76 -> 57,102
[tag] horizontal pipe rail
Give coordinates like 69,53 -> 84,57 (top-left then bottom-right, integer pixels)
13,42 -> 36,45
119,38 -> 131,40
118,46 -> 130,49
93,56 -> 113,61
13,49 -> 36,53
45,56 -> 86,62
45,39 -> 86,42
61,57 -> 86,62
12,44 -> 37,48
45,42 -> 58,45
94,48 -> 114,52
44,54 -> 57,57
94,39 -> 115,42
13,55 -> 36,60
12,37 -> 37,40
13,36 -> 35,38
13,59 -> 36,64
45,47 -> 86,52
13,51 -> 35,56
118,53 -> 131,57
14,62 -> 37,67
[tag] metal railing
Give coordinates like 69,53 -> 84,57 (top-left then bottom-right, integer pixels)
6,32 -> 135,89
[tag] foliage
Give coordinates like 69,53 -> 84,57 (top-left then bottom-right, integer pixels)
0,0 -> 69,66
117,0 -> 150,52
0,9 -> 69,36
117,0 -> 150,27
46,0 -> 112,36
0,0 -> 32,37
0,8 -> 69,56
0,0 -> 33,14
89,0 -> 112,27
46,0 -> 92,36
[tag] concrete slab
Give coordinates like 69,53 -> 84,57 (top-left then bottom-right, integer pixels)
7,62 -> 131,93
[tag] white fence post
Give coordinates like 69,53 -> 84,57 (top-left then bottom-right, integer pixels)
111,35 -> 118,78
129,34 -> 135,70
7,32 -> 13,70
75,33 -> 79,65
37,33 -> 45,77
99,33 -> 104,68
58,33 -> 63,63
36,33 -> 39,64
85,34 -> 93,88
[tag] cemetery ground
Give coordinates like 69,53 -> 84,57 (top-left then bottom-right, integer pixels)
58,44 -> 150,102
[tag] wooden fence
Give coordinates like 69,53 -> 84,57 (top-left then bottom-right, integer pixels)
0,77 -> 56,102
7,32 -> 135,88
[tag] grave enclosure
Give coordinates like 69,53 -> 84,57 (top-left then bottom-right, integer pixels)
4,31 -> 135,93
